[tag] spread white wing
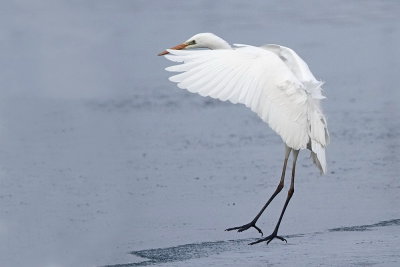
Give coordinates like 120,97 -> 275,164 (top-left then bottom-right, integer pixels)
165,45 -> 328,173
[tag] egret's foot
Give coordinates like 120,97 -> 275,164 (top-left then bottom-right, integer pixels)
225,221 -> 263,236
249,232 -> 287,245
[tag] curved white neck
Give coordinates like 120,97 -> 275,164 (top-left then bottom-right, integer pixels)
208,38 -> 232,50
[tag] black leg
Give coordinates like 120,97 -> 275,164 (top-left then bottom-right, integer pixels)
226,146 -> 292,236
250,149 -> 299,245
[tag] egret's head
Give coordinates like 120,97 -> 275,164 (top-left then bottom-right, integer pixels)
184,33 -> 227,49
158,33 -> 230,56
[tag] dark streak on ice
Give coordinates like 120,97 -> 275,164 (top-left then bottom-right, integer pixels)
329,218 -> 400,232
103,238 -> 256,267
103,219 -> 400,267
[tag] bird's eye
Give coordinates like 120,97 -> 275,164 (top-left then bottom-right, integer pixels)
188,40 -> 196,45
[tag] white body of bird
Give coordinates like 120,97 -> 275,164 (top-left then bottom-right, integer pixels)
160,33 -> 329,174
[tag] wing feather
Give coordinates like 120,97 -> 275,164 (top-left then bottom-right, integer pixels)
222,65 -> 253,103
216,65 -> 247,101
164,46 -> 311,150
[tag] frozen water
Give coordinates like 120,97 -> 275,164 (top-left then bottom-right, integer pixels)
108,219 -> 400,266
0,0 -> 399,266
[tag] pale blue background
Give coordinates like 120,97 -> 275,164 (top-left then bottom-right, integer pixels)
0,1 -> 399,266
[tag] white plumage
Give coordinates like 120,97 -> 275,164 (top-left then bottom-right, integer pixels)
161,34 -> 329,174
158,33 -> 330,244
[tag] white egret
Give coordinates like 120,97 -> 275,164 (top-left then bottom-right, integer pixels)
158,33 -> 329,245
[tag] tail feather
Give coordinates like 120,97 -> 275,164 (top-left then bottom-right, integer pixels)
307,98 -> 329,174
311,141 -> 327,174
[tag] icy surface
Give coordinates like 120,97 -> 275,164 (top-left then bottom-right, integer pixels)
0,1 -> 399,266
